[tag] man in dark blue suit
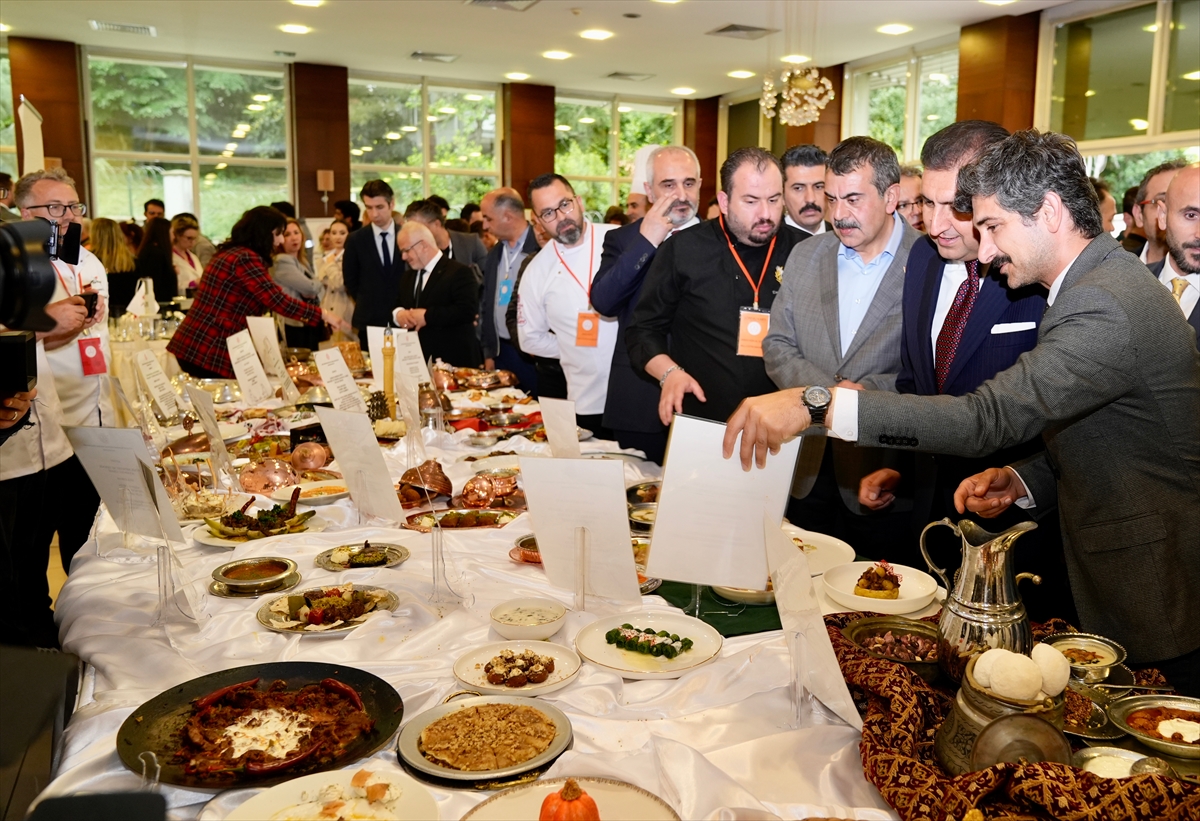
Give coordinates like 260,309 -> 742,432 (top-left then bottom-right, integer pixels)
591,146 -> 703,463
342,179 -> 405,347
857,120 -> 1072,622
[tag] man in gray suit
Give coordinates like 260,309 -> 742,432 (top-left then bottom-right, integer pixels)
725,131 -> 1200,695
764,136 -> 920,555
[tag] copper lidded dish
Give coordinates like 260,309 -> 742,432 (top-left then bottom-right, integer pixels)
477,467 -> 519,497
212,557 -> 298,594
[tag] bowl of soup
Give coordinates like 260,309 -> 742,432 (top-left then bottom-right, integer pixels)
211,557 -> 297,593
490,597 -> 568,640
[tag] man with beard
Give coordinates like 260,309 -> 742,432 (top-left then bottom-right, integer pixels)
1149,163 -> 1199,348
591,146 -> 702,463
762,136 -> 920,555
723,131 -> 1200,696
780,144 -> 829,236
1132,159 -> 1189,266
517,174 -> 619,435
626,147 -> 808,427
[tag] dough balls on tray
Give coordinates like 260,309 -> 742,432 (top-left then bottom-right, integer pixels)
974,644 -> 1070,701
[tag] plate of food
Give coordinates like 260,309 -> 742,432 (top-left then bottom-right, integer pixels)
174,491 -> 254,526
403,509 -> 518,532
1106,695 -> 1200,759
193,511 -> 326,548
462,776 -> 680,820
574,611 -> 723,681
272,480 -> 349,506
258,583 -> 399,634
397,694 -> 572,782
626,481 -> 660,505
822,560 -> 939,615
453,641 -> 582,696
315,541 -> 410,572
227,766 -> 437,820
115,661 -> 403,788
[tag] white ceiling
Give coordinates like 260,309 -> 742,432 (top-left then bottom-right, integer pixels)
2,0 -> 1071,100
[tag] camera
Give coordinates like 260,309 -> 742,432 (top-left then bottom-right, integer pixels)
0,219 -> 60,394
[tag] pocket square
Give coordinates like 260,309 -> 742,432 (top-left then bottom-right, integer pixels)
991,321 -> 1036,334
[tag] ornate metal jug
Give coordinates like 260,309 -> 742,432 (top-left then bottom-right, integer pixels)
920,518 -> 1041,683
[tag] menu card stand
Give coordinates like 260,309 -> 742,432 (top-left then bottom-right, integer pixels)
573,527 -> 589,613
786,629 -> 813,730
428,526 -> 472,612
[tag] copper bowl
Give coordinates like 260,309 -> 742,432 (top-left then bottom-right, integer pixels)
212,557 -> 297,594
238,457 -> 297,494
477,467 -> 519,496
399,459 -> 453,498
432,369 -> 459,392
290,441 -> 328,471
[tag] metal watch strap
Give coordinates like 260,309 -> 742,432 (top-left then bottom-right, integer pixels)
659,365 -> 683,388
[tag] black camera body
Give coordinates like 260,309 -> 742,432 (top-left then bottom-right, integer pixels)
0,218 -> 64,394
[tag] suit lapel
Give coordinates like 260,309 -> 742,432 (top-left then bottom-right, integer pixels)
841,250 -> 905,363
819,248 -> 842,359
913,255 -> 942,393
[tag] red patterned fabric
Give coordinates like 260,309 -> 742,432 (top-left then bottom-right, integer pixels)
826,612 -> 1199,820
934,259 -> 980,393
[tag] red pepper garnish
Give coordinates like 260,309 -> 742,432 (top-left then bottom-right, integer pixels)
286,486 -> 301,518
195,677 -> 260,711
320,678 -> 364,711
308,608 -> 325,625
244,742 -> 319,774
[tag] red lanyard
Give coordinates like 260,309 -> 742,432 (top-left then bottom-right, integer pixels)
552,224 -> 596,307
53,260 -> 82,295
173,248 -> 194,266
719,215 -> 776,309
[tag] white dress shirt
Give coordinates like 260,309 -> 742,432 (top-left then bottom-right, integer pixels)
46,248 -> 115,428
371,221 -> 397,267
785,214 -> 825,235
1161,254 -> 1198,320
495,226 -> 530,341
836,212 -> 904,357
516,223 -> 618,415
391,250 -> 443,325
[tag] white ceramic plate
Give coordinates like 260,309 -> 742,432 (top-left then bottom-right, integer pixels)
176,493 -> 253,527
458,453 -> 522,471
575,611 -> 723,680
462,776 -> 679,820
453,641 -> 581,696
822,561 -> 938,615
191,515 -> 328,548
226,767 -> 438,820
272,479 -> 350,506
782,524 -> 857,576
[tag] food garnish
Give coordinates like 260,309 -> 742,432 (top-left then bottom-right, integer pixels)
329,542 -> 390,568
605,624 -> 693,659
204,489 -> 315,540
266,768 -> 402,820
854,561 -> 902,600
1126,707 -> 1200,744
266,584 -> 389,631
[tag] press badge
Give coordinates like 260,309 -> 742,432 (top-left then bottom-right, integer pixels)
737,307 -> 770,357
497,281 -> 513,307
78,336 -> 108,375
576,311 -> 600,347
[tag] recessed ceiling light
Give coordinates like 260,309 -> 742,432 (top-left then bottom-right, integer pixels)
580,29 -> 613,40
429,162 -> 439,168
205,172 -> 217,180
1084,89 -> 1096,97
280,24 -> 311,34
464,94 -> 484,101
225,142 -> 238,150
727,70 -> 756,79
555,124 -> 572,131
458,155 -> 468,161
401,125 -> 418,132
877,24 -> 913,35
617,105 -> 632,113
351,149 -> 363,156
426,115 -> 439,122
780,54 -> 810,64
1143,23 -> 1158,32
236,123 -> 251,131
291,0 -> 323,5
579,117 -> 596,124
216,163 -> 228,170
231,130 -> 246,138
253,94 -> 273,102
926,114 -> 940,121
543,50 -> 572,60
470,151 -> 482,157
652,0 -> 682,4
438,106 -> 457,114
979,0 -> 1017,5
671,87 -> 696,95
385,131 -> 401,139
221,151 -> 233,157
247,104 -> 265,111
928,72 -> 948,82
1129,118 -> 1149,130
505,72 -> 530,81
361,146 -> 373,151
0,24 -> 11,32
1184,70 -> 1200,81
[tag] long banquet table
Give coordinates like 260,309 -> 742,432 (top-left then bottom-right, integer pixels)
35,408 -> 925,820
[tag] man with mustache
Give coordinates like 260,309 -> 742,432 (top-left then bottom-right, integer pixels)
517,174 -> 619,436
625,147 -> 809,429
1148,163 -> 1199,350
591,146 -> 703,464
780,144 -> 830,237
762,136 -> 921,554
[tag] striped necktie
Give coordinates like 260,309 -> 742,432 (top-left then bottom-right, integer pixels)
934,260 -> 980,393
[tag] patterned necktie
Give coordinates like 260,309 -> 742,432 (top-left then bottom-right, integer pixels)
414,267 -> 425,304
380,232 -> 392,269
1171,277 -> 1189,304
934,260 -> 980,393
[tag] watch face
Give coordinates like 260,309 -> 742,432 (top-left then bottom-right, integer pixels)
804,385 -> 832,407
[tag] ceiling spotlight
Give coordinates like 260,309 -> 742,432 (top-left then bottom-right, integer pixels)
1184,70 -> 1200,81
555,124 -> 572,131
926,114 -> 940,121
652,0 -> 682,4
231,130 -> 246,138
578,117 -> 596,124
877,24 -> 913,35
505,72 -> 530,81
205,172 -> 217,180
225,142 -> 238,150
236,123 -> 251,131
617,105 -> 632,113
280,24 -> 311,34
780,54 -> 810,64
580,29 -> 613,40
1084,89 -> 1096,97
290,0 -> 324,6
215,162 -> 228,170
247,104 -> 265,111
253,94 -> 273,102
464,94 -> 484,101
928,72 -> 948,82
220,151 -> 233,157
670,87 -> 696,95
0,24 -> 11,32
385,131 -> 401,139
351,149 -> 363,156
426,115 -> 439,122
727,70 -> 756,79
979,0 -> 1017,5
1143,24 -> 1158,32
543,51 -> 572,60
401,125 -> 418,132
438,106 -> 457,114
1129,118 -> 1149,130
360,146 -> 373,151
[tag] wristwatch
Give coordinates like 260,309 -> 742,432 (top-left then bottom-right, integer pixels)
801,385 -> 832,426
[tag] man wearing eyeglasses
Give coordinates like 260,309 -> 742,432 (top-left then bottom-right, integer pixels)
1133,159 -> 1189,266
517,174 -> 619,436
897,165 -> 926,234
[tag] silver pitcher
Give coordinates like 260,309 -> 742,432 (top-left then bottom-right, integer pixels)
920,518 -> 1041,683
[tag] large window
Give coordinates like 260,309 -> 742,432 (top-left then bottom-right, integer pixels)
348,78 -> 498,215
554,96 -> 680,217
0,47 -> 17,179
845,44 -> 960,162
86,53 -> 290,241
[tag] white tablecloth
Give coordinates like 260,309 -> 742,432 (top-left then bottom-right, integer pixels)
37,424 -> 920,821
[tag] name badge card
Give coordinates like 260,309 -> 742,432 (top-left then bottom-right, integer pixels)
65,426 -> 185,543
313,348 -> 368,413
225,330 -> 274,405
645,414 -> 800,589
737,308 -> 770,358
575,312 -> 600,347
315,407 -> 406,523
78,336 -> 108,375
520,457 -> 641,601
246,316 -> 301,403
538,396 -> 581,458
184,385 -> 235,481
135,348 -> 179,418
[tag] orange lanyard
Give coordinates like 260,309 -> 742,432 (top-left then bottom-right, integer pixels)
53,260 -> 82,295
719,215 -> 776,310
552,224 -> 596,308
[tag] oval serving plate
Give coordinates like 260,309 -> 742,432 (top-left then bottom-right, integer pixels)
314,542 -> 411,572
403,508 -> 518,533
256,584 -> 399,635
822,561 -> 938,615
453,641 -> 582,697
575,611 -> 723,681
226,767 -> 437,821
176,493 -> 253,527
272,480 -> 349,506
192,515 -> 328,548
397,694 -> 573,783
782,524 -> 857,576
462,775 -> 680,820
1106,694 -> 1200,760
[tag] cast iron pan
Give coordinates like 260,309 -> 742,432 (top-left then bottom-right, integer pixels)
116,661 -> 403,789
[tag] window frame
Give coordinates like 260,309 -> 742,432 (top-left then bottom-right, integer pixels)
82,47 -> 293,227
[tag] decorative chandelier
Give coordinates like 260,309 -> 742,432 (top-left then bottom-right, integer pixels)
760,66 -> 835,126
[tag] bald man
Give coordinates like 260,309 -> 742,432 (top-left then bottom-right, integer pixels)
392,221 -> 482,366
1149,163 -> 1200,349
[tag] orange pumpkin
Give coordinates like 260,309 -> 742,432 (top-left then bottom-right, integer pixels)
539,778 -> 600,821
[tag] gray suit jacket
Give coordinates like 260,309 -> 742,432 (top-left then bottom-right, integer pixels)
856,233 -> 1200,663
764,219 -> 921,510
448,230 -> 488,286
271,254 -> 323,327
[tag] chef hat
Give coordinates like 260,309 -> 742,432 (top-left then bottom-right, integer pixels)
629,145 -> 658,196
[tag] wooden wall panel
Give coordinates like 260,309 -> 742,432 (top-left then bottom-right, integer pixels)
784,65 -> 844,153
957,12 -> 1040,132
684,97 -> 719,207
9,37 -> 87,191
290,62 -> 351,218
503,83 -> 555,200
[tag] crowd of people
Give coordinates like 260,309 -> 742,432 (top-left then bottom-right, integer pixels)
1,124 -> 1196,698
